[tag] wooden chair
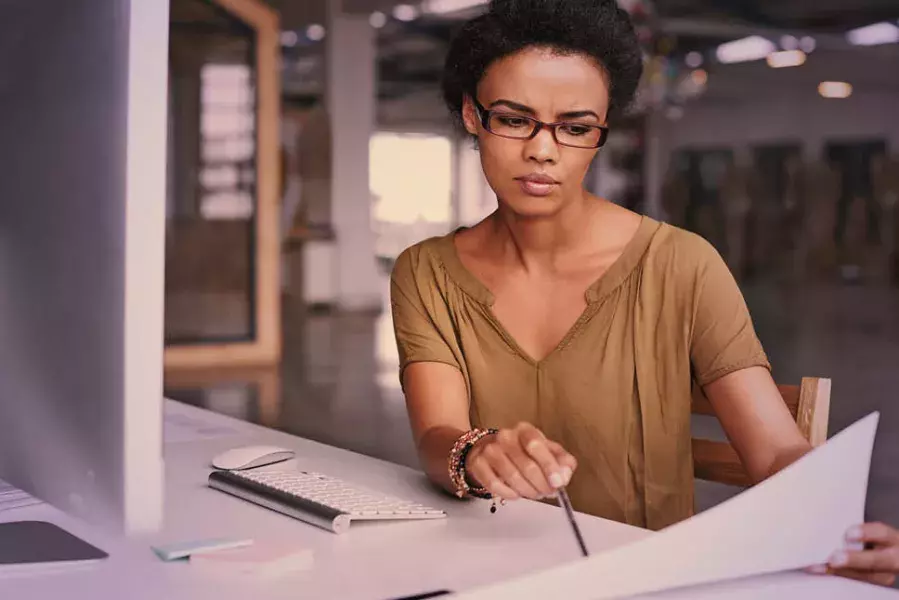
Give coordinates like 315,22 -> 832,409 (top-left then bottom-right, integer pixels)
691,377 -> 832,487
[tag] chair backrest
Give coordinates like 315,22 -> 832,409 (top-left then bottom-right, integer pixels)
691,377 -> 832,487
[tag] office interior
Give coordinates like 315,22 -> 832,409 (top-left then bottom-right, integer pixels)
2,0 -> 898,595
163,0 -> 899,533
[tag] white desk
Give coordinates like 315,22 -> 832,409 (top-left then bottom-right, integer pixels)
1,401 -> 896,599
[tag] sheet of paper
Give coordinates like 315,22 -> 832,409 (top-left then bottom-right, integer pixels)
629,570 -> 899,599
164,411 -> 241,444
453,411 -> 880,600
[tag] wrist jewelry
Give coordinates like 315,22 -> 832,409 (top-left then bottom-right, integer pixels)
448,428 -> 498,499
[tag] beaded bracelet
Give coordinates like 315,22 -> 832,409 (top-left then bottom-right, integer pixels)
448,428 -> 498,499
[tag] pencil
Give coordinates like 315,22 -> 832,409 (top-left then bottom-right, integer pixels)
557,487 -> 589,557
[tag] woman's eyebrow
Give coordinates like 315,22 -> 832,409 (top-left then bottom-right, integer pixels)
488,99 -> 536,114
558,109 -> 600,121
488,99 -> 600,121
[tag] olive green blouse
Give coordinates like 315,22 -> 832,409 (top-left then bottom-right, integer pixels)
389,216 -> 770,531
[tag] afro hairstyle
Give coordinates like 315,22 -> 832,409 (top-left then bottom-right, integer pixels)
441,0 -> 644,134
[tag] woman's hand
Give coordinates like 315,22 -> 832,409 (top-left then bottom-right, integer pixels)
807,522 -> 899,587
464,422 -> 577,501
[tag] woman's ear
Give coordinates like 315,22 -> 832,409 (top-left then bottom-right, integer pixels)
461,95 -> 479,137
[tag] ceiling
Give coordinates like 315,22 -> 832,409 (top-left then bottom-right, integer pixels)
268,0 -> 403,29
273,0 -> 898,110
164,0 -> 891,126
267,0 -> 899,31
648,0 -> 899,31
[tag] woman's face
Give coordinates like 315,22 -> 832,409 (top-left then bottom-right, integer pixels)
463,46 -> 611,218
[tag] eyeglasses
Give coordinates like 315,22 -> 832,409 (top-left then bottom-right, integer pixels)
472,98 -> 609,149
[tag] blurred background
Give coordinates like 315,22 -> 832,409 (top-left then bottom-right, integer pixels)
164,0 -> 899,532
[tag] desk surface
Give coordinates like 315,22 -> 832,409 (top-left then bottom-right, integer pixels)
1,401 -> 896,600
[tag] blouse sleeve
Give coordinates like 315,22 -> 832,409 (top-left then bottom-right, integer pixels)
389,246 -> 461,387
688,238 -> 771,386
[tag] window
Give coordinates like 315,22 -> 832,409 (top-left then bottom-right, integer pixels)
370,132 -> 453,258
199,64 -> 256,220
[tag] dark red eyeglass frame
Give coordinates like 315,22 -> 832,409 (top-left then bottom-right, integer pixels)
472,98 -> 610,149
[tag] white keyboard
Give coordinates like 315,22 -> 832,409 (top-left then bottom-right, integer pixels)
208,469 -> 446,534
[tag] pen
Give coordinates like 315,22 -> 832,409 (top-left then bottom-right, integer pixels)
557,487 -> 589,557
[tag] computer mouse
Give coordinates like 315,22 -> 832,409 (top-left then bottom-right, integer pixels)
211,445 -> 296,471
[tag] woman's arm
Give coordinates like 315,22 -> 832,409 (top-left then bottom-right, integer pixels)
402,362 -> 475,494
683,234 -> 897,587
702,365 -> 811,483
706,366 -> 899,587
403,362 -> 576,500
682,232 -> 812,480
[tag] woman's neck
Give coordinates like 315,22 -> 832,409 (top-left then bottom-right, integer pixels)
489,190 -> 603,273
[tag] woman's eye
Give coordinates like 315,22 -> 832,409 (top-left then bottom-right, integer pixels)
497,116 -> 529,128
561,124 -> 591,136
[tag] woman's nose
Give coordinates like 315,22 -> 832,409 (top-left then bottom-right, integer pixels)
524,126 -> 560,164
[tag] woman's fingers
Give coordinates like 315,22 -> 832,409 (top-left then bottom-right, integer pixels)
829,547 -> 899,575
845,522 -> 899,548
546,440 -> 578,484
822,567 -> 897,588
805,522 -> 899,589
465,424 -> 580,501
516,423 -> 567,490
480,440 -> 542,499
492,428 -> 551,498
465,457 -> 519,500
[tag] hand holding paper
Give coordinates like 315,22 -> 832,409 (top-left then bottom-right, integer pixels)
453,411 -> 884,599
807,521 -> 899,588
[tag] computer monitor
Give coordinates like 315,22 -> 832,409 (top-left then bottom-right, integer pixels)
0,0 -> 169,536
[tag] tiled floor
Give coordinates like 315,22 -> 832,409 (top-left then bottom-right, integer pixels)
166,275 -> 899,537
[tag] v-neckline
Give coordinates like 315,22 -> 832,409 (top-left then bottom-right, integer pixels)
435,216 -> 661,365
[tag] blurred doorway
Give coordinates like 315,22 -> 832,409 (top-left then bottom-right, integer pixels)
674,148 -> 734,253
754,143 -> 803,205
826,139 -> 888,251
750,143 -> 803,278
165,0 -> 282,369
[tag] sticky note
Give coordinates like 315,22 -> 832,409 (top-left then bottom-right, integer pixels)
152,537 -> 253,561
189,541 -> 314,578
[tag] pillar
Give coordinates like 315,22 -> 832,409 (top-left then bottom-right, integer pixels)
644,111 -> 666,220
325,1 -> 382,311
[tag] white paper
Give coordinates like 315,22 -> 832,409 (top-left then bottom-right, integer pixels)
164,412 -> 241,444
453,411 -> 880,600
629,570 -> 899,599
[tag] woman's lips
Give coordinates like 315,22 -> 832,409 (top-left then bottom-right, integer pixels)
516,174 -> 559,197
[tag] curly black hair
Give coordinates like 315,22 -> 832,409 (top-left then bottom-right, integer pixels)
442,0 -> 644,133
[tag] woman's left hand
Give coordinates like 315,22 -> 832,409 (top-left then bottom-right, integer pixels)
807,522 -> 899,587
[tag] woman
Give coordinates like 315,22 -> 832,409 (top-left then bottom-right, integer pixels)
389,0 -> 898,587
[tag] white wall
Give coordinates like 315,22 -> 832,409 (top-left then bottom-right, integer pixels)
661,90 -> 899,160
646,45 -> 899,220
378,88 -> 450,133
658,46 -> 899,159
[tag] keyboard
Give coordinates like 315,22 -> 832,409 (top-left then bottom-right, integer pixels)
208,469 -> 447,534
